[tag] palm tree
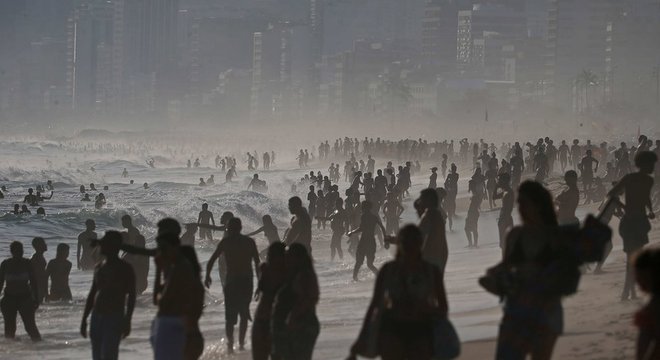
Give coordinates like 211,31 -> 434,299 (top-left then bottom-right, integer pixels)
576,69 -> 598,112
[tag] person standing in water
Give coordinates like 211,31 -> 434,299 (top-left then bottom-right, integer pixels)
252,242 -> 286,360
121,215 -> 149,294
323,198 -> 347,261
245,215 -> 281,247
80,231 -> 135,360
283,197 -> 313,256
30,237 -> 48,305
78,219 -> 100,271
197,203 -> 215,242
152,229 -> 196,359
204,218 -> 260,354
608,151 -> 657,301
0,241 -> 42,341
46,244 -> 72,302
348,201 -> 386,281
271,244 -> 320,360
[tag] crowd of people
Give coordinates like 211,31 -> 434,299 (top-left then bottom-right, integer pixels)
0,133 -> 659,360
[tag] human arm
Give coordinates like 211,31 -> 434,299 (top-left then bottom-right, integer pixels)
120,244 -> 157,257
245,227 -> 265,237
80,276 -> 97,338
211,213 -> 215,226
204,244 -> 223,288
347,226 -> 362,237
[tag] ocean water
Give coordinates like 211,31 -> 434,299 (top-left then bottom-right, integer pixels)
0,136 -> 598,360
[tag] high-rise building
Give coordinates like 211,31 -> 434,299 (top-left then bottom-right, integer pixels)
66,0 -> 123,112
457,4 -> 525,70
544,0 -> 622,109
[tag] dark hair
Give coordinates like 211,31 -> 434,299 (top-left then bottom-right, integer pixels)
397,224 -> 423,258
57,243 -> 69,254
9,241 -> 23,256
267,242 -> 286,263
420,188 -> 439,209
289,196 -> 303,208
518,181 -> 558,227
157,218 -> 181,236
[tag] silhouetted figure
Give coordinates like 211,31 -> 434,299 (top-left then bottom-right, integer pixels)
496,181 -> 573,360
81,231 -> 135,360
418,189 -> 448,274
152,229 -> 196,359
180,224 -> 198,247
465,180 -> 481,248
30,237 -> 48,305
444,164 -> 459,231
121,215 -> 149,294
94,193 -> 106,209
204,218 -> 260,353
579,149 -> 599,194
78,219 -> 100,271
252,243 -> 286,360
349,225 -> 447,360
283,197 -> 313,256
23,188 -> 38,206
197,203 -> 215,242
20,205 -> 31,214
180,246 -> 205,360
558,140 -> 570,173
348,201 -> 386,281
428,167 -> 438,189
245,215 -> 281,247
633,248 -> 660,360
46,244 -> 72,302
608,151 -> 657,301
492,173 -> 514,257
556,170 -> 580,226
271,244 -> 320,360
320,198 -> 347,261
0,241 -> 41,341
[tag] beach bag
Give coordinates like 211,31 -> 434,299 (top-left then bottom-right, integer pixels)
432,317 -> 461,359
478,262 -> 518,297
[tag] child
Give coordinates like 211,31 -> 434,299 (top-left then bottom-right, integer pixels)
634,248 -> 660,359
30,237 -> 48,304
46,244 -> 72,302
